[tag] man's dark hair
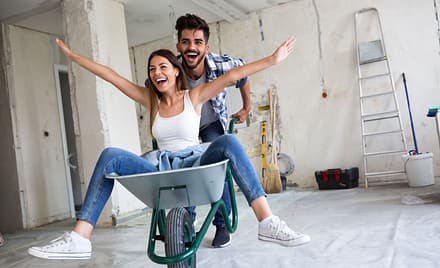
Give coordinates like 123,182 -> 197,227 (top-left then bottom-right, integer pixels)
175,14 -> 210,42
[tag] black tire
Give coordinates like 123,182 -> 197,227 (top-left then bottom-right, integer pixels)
165,207 -> 196,268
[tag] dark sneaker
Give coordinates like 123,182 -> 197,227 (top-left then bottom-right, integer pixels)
211,225 -> 231,248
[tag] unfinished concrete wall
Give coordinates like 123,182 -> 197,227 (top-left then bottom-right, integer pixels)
0,0 -> 146,230
62,0 -> 144,225
131,0 -> 440,187
0,7 -> 70,232
14,7 -> 63,36
0,23 -> 23,233
6,25 -> 73,228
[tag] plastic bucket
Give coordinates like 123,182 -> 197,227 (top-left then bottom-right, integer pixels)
402,152 -> 435,187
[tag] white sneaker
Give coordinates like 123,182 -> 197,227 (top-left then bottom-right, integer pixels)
258,216 -> 310,247
28,232 -> 92,259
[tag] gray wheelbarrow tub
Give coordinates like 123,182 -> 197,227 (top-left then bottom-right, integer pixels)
106,159 -> 229,209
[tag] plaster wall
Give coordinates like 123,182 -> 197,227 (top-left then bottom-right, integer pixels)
62,0 -> 144,224
6,25 -> 72,228
0,23 -> 23,233
91,0 -> 145,218
14,6 -> 63,36
131,0 -> 440,187
0,0 -> 146,229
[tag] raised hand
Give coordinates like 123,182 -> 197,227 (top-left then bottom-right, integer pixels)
54,37 -> 149,107
271,36 -> 296,65
56,38 -> 75,60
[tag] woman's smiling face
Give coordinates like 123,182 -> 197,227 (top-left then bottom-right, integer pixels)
148,55 -> 179,92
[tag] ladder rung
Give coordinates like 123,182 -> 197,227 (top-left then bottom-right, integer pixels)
363,129 -> 403,137
359,56 -> 387,65
362,110 -> 398,122
365,170 -> 406,177
359,72 -> 390,80
360,91 -> 394,99
365,149 -> 407,157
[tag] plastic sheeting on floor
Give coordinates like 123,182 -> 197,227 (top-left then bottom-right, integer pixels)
2,178 -> 440,268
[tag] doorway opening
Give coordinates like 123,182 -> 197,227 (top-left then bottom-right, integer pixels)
54,65 -> 82,211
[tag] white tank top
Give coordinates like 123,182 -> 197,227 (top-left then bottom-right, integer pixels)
152,90 -> 200,151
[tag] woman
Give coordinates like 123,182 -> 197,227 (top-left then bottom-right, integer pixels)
28,37 -> 310,260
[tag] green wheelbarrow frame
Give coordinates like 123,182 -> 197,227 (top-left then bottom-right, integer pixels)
147,163 -> 238,265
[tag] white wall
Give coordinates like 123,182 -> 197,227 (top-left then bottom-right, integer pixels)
2,0 -> 146,229
92,0 -> 145,218
62,0 -> 145,224
14,7 -> 63,36
7,25 -> 73,228
131,0 -> 440,187
0,23 -> 23,233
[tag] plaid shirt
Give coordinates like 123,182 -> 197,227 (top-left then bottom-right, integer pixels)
200,52 -> 248,131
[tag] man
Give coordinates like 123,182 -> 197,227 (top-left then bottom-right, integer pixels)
175,14 -> 251,248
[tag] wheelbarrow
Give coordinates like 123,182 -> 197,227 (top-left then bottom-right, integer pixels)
107,120 -> 239,267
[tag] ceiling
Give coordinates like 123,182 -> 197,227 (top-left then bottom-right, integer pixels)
0,0 -> 293,46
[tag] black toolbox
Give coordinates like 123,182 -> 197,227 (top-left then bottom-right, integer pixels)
315,167 -> 359,190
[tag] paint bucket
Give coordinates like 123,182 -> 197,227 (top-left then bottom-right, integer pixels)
402,152 -> 435,187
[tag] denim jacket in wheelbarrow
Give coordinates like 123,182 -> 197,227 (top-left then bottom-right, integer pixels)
141,143 -> 210,171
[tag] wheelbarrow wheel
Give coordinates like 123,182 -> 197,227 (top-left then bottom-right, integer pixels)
165,207 -> 196,268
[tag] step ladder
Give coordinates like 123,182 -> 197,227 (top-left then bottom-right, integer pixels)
354,7 -> 408,188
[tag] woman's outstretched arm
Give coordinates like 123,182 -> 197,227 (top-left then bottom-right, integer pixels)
56,38 -> 150,108
192,36 -> 296,107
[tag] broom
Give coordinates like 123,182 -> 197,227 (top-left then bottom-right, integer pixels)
262,89 -> 282,193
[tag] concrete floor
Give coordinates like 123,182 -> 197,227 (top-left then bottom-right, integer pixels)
2,178 -> 440,268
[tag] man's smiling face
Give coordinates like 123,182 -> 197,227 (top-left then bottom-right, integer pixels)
176,29 -> 209,70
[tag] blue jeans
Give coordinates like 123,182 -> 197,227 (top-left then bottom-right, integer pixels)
77,135 -> 265,227
76,148 -> 158,226
199,120 -> 232,226
200,135 -> 265,206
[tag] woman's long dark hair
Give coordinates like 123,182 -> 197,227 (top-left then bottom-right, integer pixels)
147,49 -> 188,134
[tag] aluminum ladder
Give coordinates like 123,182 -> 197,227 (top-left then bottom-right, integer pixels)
354,7 -> 408,187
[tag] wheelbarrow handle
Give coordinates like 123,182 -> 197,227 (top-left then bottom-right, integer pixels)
228,117 -> 238,134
